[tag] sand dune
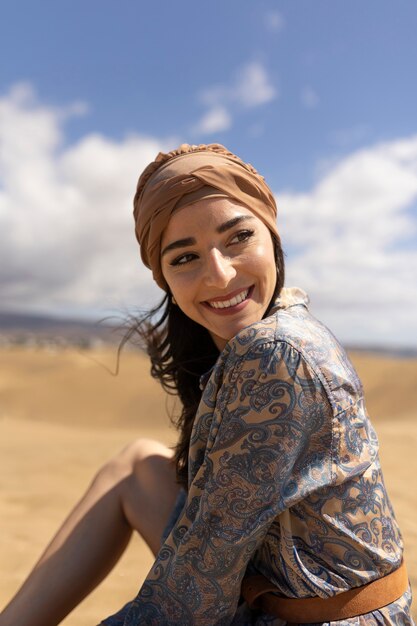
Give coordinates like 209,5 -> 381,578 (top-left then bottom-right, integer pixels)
0,346 -> 415,623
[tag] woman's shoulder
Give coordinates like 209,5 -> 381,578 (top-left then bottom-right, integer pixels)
224,287 -> 364,413
226,286 -> 330,361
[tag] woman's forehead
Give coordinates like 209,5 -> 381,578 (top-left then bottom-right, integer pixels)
162,198 -> 258,238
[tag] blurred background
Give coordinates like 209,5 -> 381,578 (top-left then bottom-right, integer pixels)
0,0 -> 416,348
0,1 -> 416,623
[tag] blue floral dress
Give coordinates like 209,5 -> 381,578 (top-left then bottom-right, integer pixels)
101,288 -> 413,625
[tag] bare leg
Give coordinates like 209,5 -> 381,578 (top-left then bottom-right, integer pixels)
0,438 -> 180,626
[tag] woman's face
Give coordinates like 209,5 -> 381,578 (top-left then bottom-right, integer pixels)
160,197 -> 277,350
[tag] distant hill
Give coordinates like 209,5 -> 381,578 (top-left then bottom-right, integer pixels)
0,310 -> 415,356
0,311 -> 121,346
346,344 -> 417,359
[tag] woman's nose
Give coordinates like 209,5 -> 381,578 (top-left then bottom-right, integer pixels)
203,249 -> 236,287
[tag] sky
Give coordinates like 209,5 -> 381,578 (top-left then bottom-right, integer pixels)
1,0 -> 416,349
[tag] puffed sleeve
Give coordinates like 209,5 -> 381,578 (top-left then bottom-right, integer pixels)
124,337 -> 335,626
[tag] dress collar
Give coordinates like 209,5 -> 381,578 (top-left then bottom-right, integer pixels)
269,286 -> 310,314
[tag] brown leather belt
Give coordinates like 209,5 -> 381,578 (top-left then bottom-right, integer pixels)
241,561 -> 408,623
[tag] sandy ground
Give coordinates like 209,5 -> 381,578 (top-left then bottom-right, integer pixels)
0,346 -> 416,623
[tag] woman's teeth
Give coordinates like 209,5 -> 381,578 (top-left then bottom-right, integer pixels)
207,289 -> 249,309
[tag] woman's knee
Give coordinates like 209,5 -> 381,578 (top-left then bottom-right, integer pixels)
120,438 -> 174,489
114,439 -> 180,551
121,439 -> 176,500
91,438 -> 172,495
96,438 -> 177,511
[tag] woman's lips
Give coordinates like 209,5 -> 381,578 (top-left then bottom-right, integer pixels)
202,286 -> 254,315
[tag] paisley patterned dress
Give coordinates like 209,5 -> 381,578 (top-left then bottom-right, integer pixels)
102,288 -> 413,625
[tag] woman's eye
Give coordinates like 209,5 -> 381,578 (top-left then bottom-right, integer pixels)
230,229 -> 255,245
170,253 -> 197,267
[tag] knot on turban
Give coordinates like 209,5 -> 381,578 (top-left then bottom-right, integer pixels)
134,143 -> 278,290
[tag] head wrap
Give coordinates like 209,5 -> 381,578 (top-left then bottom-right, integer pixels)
134,143 -> 278,289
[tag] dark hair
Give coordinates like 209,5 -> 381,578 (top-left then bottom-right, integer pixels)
122,235 -> 285,489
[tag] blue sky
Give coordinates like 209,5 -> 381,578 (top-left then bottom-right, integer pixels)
1,1 -> 416,348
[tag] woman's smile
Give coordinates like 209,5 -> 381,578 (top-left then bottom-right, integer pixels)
161,198 -> 277,350
202,285 -> 253,313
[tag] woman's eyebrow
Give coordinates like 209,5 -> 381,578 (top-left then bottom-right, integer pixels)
216,214 -> 255,233
161,237 -> 195,257
161,215 -> 255,257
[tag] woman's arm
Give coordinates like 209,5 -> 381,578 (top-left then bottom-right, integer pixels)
124,339 -> 335,625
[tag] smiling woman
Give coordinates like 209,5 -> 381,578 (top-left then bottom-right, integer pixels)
0,144 -> 413,626
160,199 -> 277,350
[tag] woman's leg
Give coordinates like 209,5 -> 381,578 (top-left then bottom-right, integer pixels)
0,438 -> 180,626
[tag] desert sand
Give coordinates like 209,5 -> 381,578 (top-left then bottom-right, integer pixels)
0,346 -> 416,623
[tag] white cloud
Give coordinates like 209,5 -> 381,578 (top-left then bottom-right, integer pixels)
192,105 -> 231,135
301,86 -> 319,109
0,83 -> 166,316
193,61 -> 277,136
234,62 -> 277,108
277,137 -> 417,347
1,84 -> 416,347
199,62 -> 277,110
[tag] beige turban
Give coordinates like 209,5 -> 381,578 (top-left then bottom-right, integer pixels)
134,143 -> 279,290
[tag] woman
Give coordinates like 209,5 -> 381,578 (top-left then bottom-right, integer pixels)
0,143 -> 413,625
